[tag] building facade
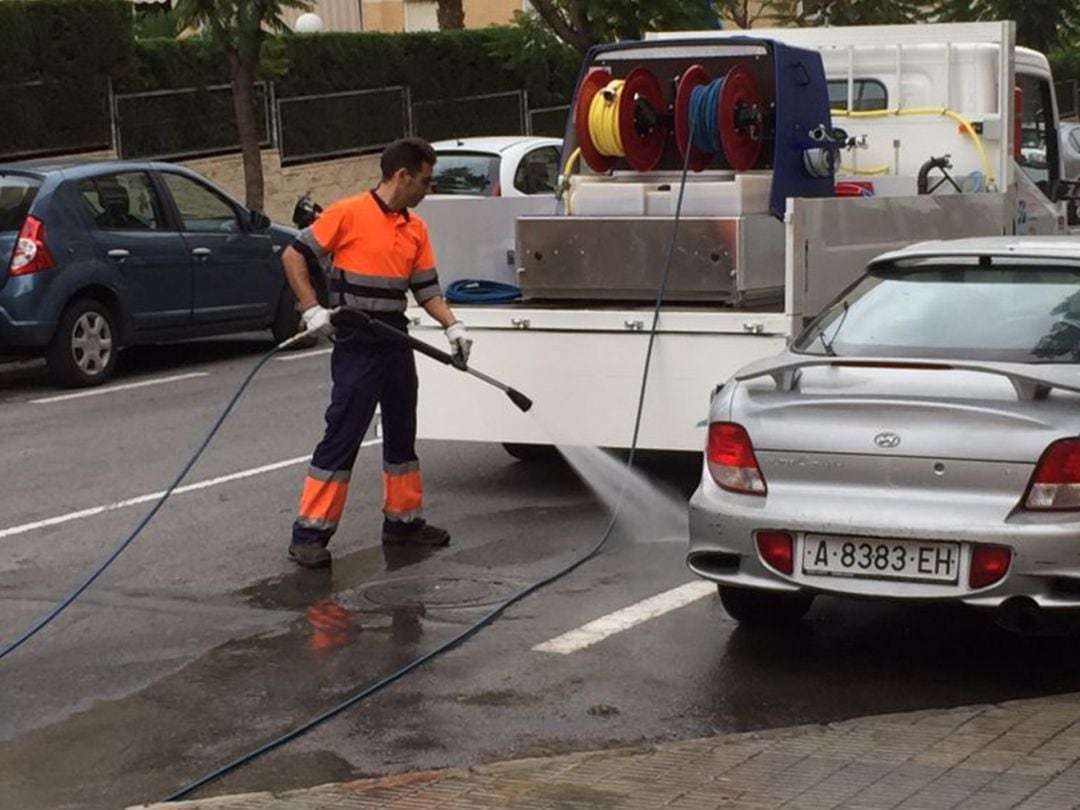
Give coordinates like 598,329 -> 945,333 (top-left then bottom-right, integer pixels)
280,0 -> 529,33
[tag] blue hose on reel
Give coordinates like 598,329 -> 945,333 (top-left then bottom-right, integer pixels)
444,279 -> 522,304
690,77 -> 725,156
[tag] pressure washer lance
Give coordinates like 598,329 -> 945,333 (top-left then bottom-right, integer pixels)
281,307 -> 533,412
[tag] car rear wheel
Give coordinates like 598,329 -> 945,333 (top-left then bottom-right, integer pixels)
718,585 -> 814,626
502,443 -> 560,463
46,297 -> 118,387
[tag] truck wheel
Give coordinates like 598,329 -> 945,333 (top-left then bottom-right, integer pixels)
502,443 -> 560,463
46,297 -> 119,387
718,585 -> 813,626
271,286 -> 315,348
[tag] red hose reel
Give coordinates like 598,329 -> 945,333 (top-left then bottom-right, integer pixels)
574,63 -> 765,173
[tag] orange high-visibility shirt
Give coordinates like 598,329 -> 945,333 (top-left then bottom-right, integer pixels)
299,190 -> 440,314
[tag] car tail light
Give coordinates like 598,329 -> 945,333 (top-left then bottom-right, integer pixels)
1022,438 -> 1080,510
756,531 -> 794,574
8,216 -> 55,276
706,422 -> 767,495
970,545 -> 1011,589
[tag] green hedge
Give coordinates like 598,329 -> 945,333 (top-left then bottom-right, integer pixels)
0,0 -> 131,156
0,0 -> 132,81
128,28 -> 578,108
1,5 -> 579,161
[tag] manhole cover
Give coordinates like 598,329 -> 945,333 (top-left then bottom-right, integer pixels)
360,576 -> 520,609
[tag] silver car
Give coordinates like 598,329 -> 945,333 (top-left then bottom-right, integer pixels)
688,236 -> 1080,634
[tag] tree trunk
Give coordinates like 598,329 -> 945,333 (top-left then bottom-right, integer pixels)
531,0 -> 592,53
436,0 -> 465,29
227,48 -> 265,212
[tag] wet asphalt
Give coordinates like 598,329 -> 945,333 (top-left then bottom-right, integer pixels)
2,336 -> 1080,810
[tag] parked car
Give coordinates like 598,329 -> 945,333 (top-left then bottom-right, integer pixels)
688,236 -> 1080,634
0,160 -> 308,387
1060,121 -> 1080,181
428,136 -> 563,198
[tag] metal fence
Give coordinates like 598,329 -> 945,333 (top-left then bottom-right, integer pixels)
528,104 -> 570,137
0,78 -> 112,159
2,81 -> 567,164
113,83 -> 272,161
410,90 -> 527,143
277,86 -> 409,165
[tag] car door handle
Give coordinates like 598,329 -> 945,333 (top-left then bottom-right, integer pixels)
192,247 -> 212,258
107,248 -> 130,259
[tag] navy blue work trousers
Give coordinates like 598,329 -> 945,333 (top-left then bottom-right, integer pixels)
291,335 -> 421,547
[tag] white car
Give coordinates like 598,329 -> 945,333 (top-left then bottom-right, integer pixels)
1061,122 -> 1080,181
429,136 -> 563,198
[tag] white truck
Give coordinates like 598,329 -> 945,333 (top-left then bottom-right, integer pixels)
408,21 -> 1067,457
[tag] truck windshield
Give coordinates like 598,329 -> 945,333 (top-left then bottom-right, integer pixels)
794,264 -> 1080,364
431,153 -> 500,196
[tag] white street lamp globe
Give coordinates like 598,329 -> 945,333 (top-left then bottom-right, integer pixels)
295,13 -> 324,33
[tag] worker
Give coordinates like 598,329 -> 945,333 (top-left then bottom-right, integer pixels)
280,137 -> 472,568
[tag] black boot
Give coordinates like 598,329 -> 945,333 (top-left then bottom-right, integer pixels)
288,543 -> 332,568
382,520 -> 450,547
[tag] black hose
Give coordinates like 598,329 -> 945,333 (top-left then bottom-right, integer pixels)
0,348 -> 281,662
163,101 -> 700,805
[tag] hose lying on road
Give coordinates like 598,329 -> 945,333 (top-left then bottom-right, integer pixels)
164,135 -> 700,802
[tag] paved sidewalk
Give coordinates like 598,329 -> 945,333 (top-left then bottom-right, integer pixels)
133,693 -> 1080,810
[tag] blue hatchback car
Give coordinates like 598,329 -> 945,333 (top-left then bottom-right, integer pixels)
0,160 -> 307,386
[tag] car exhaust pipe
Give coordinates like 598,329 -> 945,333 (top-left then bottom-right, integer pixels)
995,596 -> 1045,635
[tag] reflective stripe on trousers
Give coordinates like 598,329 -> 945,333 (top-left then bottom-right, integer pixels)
292,335 -> 421,547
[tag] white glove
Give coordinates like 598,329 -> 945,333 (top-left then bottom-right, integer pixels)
445,320 -> 472,364
301,304 -> 334,338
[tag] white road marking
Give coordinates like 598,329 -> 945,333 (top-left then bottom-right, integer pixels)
532,580 -> 716,654
275,348 -> 332,362
30,372 -> 211,404
0,438 -> 382,540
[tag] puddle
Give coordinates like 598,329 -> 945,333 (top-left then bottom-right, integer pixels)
0,585 -> 455,809
239,543 -> 438,611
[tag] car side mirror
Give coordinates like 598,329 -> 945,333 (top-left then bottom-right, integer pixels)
249,209 -> 271,231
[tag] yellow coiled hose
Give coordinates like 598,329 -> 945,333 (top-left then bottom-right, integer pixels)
588,79 -> 626,157
559,79 -> 628,214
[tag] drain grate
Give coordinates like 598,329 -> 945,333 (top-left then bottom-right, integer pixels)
360,576 -> 521,610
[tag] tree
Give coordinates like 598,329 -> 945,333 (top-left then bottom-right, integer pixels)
437,0 -> 466,30
174,0 -> 311,211
528,0 -> 719,54
721,0 -> 775,29
765,0 -> 926,27
933,0 -> 1080,54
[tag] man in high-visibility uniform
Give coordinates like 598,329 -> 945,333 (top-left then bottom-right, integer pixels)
280,137 -> 472,568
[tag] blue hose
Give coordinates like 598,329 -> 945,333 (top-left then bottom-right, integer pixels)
444,279 -> 522,304
690,77 -> 725,156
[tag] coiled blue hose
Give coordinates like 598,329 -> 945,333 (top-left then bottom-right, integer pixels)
445,279 -> 522,304
690,77 -> 725,156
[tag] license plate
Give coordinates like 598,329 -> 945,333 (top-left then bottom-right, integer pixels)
802,535 -> 960,583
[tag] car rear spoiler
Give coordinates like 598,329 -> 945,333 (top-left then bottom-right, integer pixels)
734,355 -> 1080,401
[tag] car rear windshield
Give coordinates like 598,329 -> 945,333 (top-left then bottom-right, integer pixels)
431,153 -> 500,196
0,174 -> 42,231
794,263 -> 1080,363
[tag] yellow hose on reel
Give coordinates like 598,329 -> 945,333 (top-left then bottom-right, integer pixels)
588,80 -> 626,157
